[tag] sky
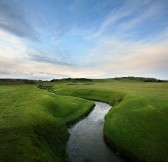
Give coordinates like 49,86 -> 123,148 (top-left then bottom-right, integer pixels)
0,0 -> 168,80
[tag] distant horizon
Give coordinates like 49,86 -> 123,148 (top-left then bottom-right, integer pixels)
0,0 -> 168,80
0,76 -> 167,81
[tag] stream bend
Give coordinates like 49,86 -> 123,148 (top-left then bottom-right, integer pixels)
66,101 -> 124,162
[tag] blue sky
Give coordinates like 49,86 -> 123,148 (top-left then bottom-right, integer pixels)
0,0 -> 168,80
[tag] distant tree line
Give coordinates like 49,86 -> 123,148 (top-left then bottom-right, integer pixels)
0,79 -> 37,84
114,76 -> 167,82
50,78 -> 93,82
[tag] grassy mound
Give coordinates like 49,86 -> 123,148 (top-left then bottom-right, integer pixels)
0,85 -> 94,162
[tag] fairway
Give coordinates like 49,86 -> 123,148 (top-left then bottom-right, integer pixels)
0,78 -> 168,162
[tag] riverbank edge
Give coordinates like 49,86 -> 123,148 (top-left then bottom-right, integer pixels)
103,130 -> 141,162
66,102 -> 95,127
40,87 -> 96,129
103,101 -> 143,162
79,94 -> 141,162
64,102 -> 95,161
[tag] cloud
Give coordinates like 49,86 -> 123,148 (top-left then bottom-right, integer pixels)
0,29 -> 27,69
78,28 -> 168,79
0,70 -> 70,80
0,29 -> 85,79
91,0 -> 167,39
29,52 -> 74,66
0,0 -> 37,39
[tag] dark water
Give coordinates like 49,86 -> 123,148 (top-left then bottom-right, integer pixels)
66,101 -> 124,162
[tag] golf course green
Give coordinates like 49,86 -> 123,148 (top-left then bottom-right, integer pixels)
0,78 -> 168,161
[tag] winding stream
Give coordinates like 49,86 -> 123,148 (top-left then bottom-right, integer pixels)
66,101 -> 124,162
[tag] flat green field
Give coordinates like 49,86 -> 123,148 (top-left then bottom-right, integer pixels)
0,78 -> 168,161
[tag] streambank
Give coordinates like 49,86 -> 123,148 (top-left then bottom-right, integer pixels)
66,101 -> 124,162
66,102 -> 95,127
104,136 -> 140,162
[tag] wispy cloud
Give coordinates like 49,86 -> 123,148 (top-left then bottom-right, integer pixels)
91,0 -> 167,39
0,0 -> 37,39
29,52 -> 74,66
78,28 -> 168,79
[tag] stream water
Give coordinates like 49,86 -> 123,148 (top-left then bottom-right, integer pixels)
66,101 -> 124,162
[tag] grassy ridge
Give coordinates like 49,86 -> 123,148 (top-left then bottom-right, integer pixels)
53,87 -> 125,106
50,80 -> 168,161
0,85 -> 94,161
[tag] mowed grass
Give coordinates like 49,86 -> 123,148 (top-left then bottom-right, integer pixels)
0,85 -> 94,162
50,79 -> 168,161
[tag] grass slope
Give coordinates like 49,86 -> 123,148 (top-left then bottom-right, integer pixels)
0,85 -> 94,162
50,79 -> 168,161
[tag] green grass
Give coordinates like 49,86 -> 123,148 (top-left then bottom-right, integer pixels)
0,85 -> 94,162
50,79 -> 168,161
0,79 -> 168,161
54,87 -> 125,105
